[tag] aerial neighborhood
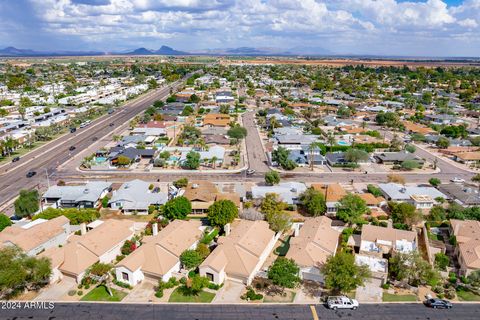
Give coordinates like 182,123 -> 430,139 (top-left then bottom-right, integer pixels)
1,57 -> 480,308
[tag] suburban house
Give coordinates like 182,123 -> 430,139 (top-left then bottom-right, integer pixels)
438,184 -> 480,207
203,113 -> 230,127
109,146 -> 156,164
450,219 -> 480,276
374,150 -> 424,167
179,145 -> 225,167
42,181 -> 111,209
311,183 -> 347,215
115,220 -> 203,286
199,220 -> 277,285
251,182 -> 307,205
182,180 -> 241,214
0,216 -> 70,256
378,183 -> 447,209
109,179 -> 168,214
453,152 -> 480,165
425,114 -> 459,125
41,219 -> 135,283
286,216 -> 340,283
359,224 -> 417,256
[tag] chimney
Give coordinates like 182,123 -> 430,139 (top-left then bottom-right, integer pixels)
152,223 -> 158,236
80,223 -> 87,235
224,223 -> 231,236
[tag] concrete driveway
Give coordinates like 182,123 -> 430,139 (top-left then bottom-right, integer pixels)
34,277 -> 76,301
212,281 -> 245,303
355,278 -> 383,302
123,280 -> 156,303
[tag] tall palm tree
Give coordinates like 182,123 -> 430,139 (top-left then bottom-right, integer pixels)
327,132 -> 336,151
211,156 -> 218,169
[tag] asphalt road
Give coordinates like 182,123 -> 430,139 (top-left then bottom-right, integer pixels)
0,302 -> 478,320
242,110 -> 269,173
0,79 -> 185,210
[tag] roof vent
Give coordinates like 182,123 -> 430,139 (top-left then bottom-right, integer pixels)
83,188 -> 89,194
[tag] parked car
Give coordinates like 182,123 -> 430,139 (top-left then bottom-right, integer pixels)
450,177 -> 465,183
246,169 -> 256,175
109,122 -> 114,127
108,109 -> 114,114
70,127 -> 77,133
26,170 -> 37,178
425,298 -> 452,309
12,156 -> 20,162
326,296 -> 359,310
69,146 -> 76,151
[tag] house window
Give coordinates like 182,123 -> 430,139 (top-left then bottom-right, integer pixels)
122,272 -> 129,282
206,272 -> 214,282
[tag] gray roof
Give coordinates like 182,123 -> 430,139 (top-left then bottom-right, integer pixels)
276,134 -> 318,145
251,182 -> 307,204
375,150 -> 421,162
437,184 -> 480,206
43,181 -> 111,203
378,183 -> 447,201
109,147 -> 156,160
109,179 -> 168,210
325,152 -> 346,164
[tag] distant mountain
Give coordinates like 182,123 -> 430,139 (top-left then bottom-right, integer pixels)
193,46 -> 333,56
0,46 -> 104,57
123,46 -> 188,56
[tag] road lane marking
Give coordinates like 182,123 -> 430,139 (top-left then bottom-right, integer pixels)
310,305 -> 319,320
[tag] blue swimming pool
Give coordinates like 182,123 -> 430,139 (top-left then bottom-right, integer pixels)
337,140 -> 349,146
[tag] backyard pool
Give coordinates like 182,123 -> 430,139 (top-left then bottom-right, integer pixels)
337,140 -> 349,146
95,157 -> 107,163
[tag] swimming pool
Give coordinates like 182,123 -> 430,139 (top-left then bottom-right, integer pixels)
95,157 -> 107,163
337,140 -> 349,146
169,156 -> 180,161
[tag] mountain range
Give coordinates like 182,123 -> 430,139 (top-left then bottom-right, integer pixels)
0,45 -> 332,57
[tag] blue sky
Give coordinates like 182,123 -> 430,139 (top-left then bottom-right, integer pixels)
0,0 -> 479,56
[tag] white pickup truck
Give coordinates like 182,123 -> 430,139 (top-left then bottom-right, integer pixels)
326,296 -> 359,310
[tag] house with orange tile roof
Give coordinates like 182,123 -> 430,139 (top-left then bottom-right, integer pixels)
182,180 -> 241,214
453,151 -> 480,165
202,113 -> 231,128
199,220 -> 277,285
450,219 -> 480,276
311,183 -> 347,215
402,121 -> 436,135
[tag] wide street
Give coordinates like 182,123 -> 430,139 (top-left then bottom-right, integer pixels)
0,302 -> 478,320
0,79 -> 186,211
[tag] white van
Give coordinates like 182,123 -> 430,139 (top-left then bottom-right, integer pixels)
80,120 -> 91,128
326,296 -> 359,310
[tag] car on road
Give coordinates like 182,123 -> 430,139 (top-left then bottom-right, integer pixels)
69,146 -> 76,151
26,170 -> 37,178
450,177 -> 465,183
246,169 -> 256,175
12,156 -> 20,162
70,127 -> 77,133
425,298 -> 452,309
92,137 -> 98,141
326,296 -> 359,310
109,122 -> 114,127
108,109 -> 114,114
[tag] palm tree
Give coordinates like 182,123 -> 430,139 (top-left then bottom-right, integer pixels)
211,156 -> 218,169
308,142 -> 321,171
327,132 -> 336,151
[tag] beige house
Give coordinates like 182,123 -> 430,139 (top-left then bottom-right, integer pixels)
0,216 -> 70,256
199,220 -> 277,285
183,180 -> 241,214
115,220 -> 203,286
286,216 -> 340,283
41,219 -> 135,283
451,219 -> 480,276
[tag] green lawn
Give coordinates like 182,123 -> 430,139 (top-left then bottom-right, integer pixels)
456,288 -> 480,301
168,287 -> 215,303
382,292 -> 418,302
80,285 -> 127,302
274,236 -> 291,256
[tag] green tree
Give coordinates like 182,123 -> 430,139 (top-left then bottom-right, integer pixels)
336,194 -> 369,225
436,136 -> 450,149
321,251 -> 371,294
434,252 -> 450,271
184,275 -> 210,295
389,252 -> 440,286
14,189 -> 39,217
264,170 -> 280,185
0,213 -> 12,232
405,144 -> 416,153
401,160 -> 421,170
272,147 -> 297,170
183,151 -> 201,169
367,184 -> 382,197
163,196 -> 192,220
207,200 -> 238,227
299,188 -> 326,216
389,202 -> 422,227
260,194 -> 291,233
227,126 -> 247,140
267,257 -> 300,288
428,178 -> 441,187
344,148 -> 369,164
180,250 -> 203,270
0,247 -> 51,299
173,178 -> 189,188
116,155 -> 131,166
